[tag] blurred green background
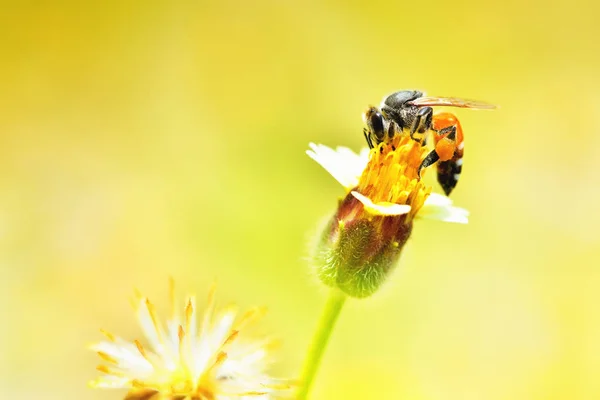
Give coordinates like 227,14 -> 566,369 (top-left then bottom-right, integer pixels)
2,0 -> 600,399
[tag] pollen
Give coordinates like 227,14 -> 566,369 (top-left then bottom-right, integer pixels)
435,137 -> 456,161
357,134 -> 431,220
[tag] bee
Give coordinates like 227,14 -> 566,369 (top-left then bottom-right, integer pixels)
363,90 -> 495,196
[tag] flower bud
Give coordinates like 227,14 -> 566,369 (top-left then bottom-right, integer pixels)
310,135 -> 431,298
313,193 -> 414,298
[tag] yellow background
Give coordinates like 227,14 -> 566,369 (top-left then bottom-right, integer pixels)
2,1 -> 600,399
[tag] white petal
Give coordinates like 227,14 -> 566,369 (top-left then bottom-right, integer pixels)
357,147 -> 370,165
136,298 -> 163,352
423,192 -> 453,207
351,191 -> 411,216
210,308 -> 238,347
418,200 -> 469,224
307,143 -> 368,189
90,341 -> 153,375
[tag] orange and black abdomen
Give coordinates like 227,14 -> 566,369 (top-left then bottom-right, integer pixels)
432,113 -> 464,196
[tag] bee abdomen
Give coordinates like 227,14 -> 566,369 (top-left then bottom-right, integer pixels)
436,148 -> 463,196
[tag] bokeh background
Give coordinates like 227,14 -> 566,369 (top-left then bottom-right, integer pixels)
2,1 -> 600,399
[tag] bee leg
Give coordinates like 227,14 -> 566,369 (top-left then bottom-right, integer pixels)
410,106 -> 433,143
418,149 -> 439,178
418,126 -> 458,181
437,125 -> 456,142
363,128 -> 374,149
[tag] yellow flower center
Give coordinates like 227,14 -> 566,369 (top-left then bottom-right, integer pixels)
357,134 -> 431,220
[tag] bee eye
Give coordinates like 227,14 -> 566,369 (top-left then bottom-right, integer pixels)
368,111 -> 385,141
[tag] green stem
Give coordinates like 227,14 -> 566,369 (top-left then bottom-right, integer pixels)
297,288 -> 347,399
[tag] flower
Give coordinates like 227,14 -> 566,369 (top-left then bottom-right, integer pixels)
307,142 -> 469,223
90,281 -> 291,399
307,137 -> 469,298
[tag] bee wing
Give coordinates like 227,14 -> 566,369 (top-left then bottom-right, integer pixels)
409,96 -> 496,109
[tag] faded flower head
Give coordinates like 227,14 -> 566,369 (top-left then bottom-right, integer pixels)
90,281 -> 290,399
307,135 -> 468,298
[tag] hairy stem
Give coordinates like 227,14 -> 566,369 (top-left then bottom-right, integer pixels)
297,288 -> 347,399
